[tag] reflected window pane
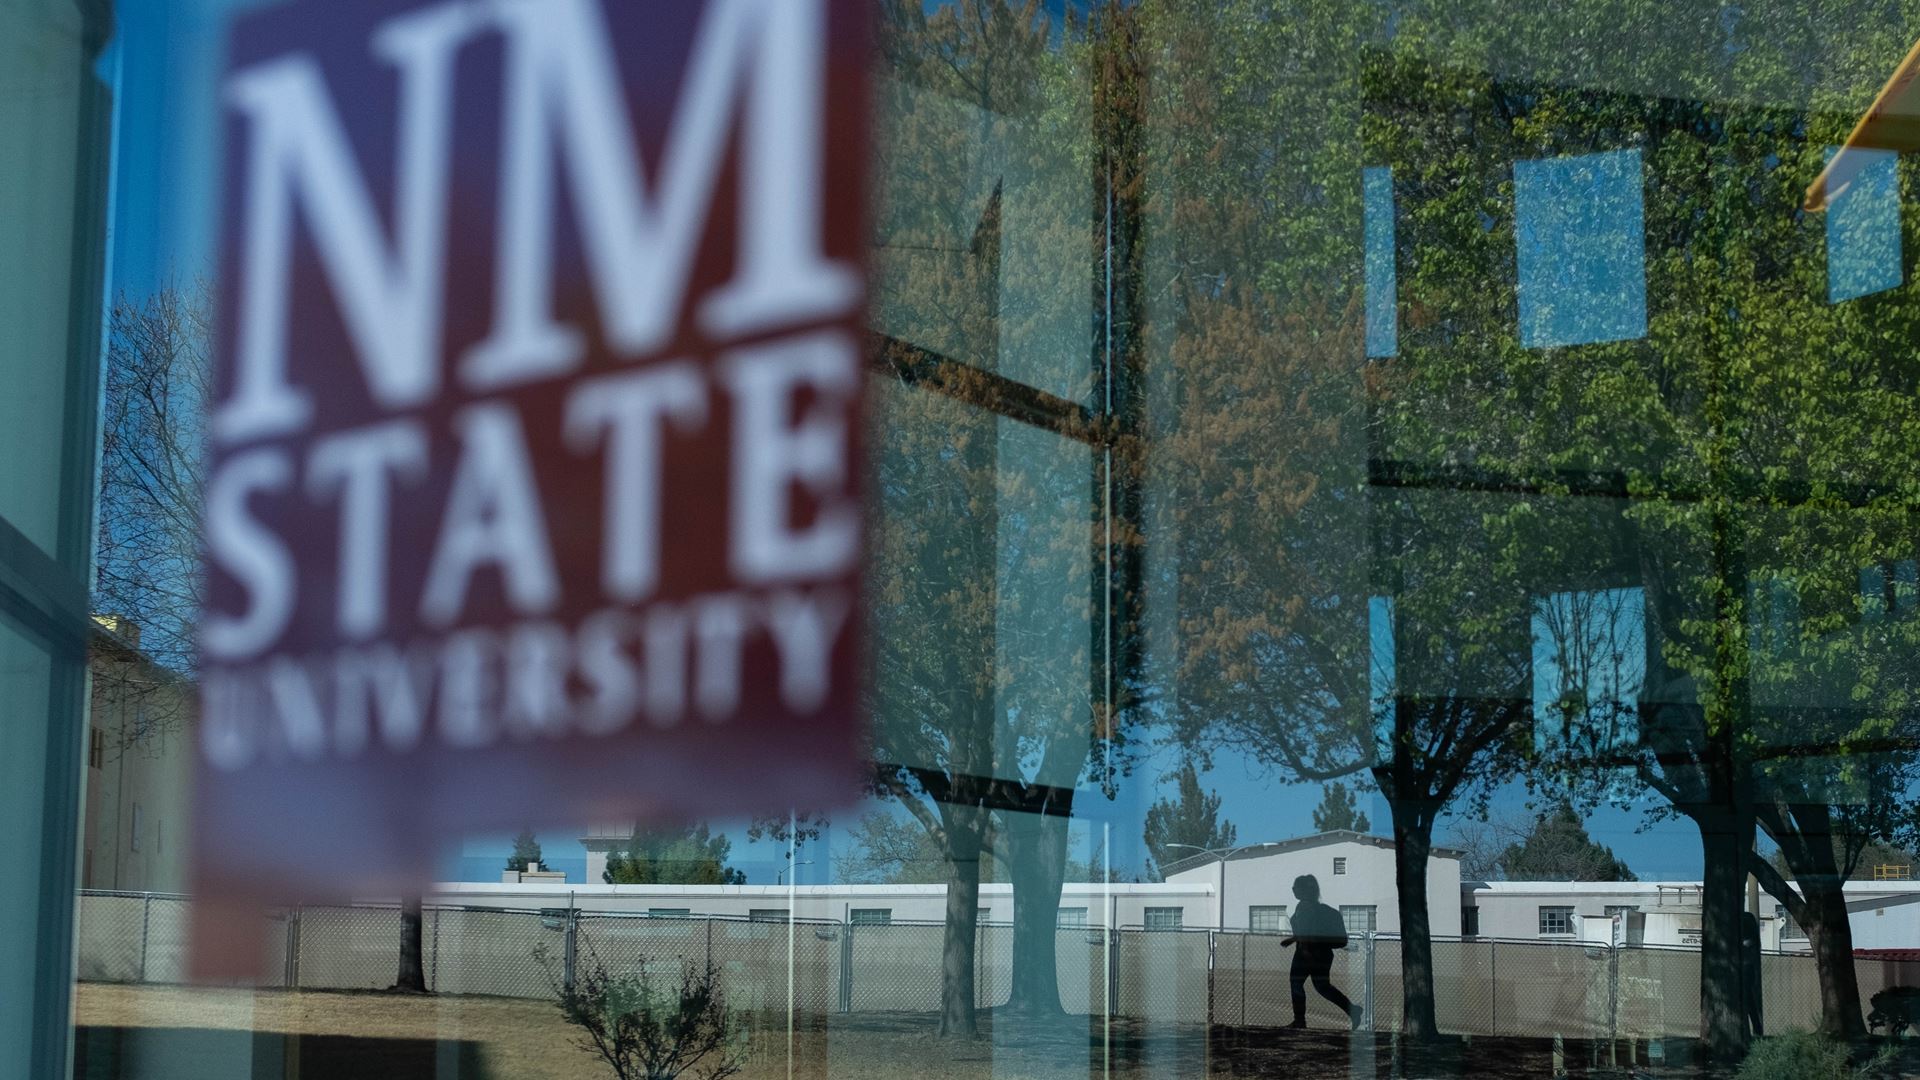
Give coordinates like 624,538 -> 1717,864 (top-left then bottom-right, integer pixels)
1514,149 -> 1648,348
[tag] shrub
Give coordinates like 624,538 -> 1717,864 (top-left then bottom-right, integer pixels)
1869,986 -> 1920,1037
1735,1032 -> 1894,1080
539,943 -> 749,1080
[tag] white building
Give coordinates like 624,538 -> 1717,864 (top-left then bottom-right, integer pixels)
427,880 -> 1213,929
1162,831 -> 1464,937
443,830 -> 1920,955
448,830 -> 1463,936
1463,879 -> 1920,952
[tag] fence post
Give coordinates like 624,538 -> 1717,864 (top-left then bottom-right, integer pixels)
1107,928 -> 1120,1017
1362,932 -> 1377,1030
1206,930 -> 1217,1030
1489,939 -> 1498,1037
840,921 -> 853,1013
1606,942 -> 1620,1066
138,893 -> 152,984
562,909 -> 579,994
1241,932 -> 1248,1028
430,907 -> 442,993
285,906 -> 301,989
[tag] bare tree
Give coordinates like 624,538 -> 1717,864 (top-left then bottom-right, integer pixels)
93,283 -> 209,752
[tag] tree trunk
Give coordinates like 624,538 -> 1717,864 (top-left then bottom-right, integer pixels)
940,819 -> 986,1037
1798,871 -> 1866,1038
1002,809 -> 1071,1019
394,895 -> 427,993
1694,810 -> 1753,1059
1391,809 -> 1438,1040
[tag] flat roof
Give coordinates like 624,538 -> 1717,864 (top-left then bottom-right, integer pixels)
432,881 -> 1212,897
1161,831 -> 1463,878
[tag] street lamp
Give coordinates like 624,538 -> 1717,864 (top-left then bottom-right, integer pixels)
777,859 -> 813,886
1166,843 -> 1258,930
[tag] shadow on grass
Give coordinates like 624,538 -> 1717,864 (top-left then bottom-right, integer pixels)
75,1025 -> 490,1079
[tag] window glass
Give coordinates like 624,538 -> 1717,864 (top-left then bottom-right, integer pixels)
1250,905 -> 1289,933
1778,904 -> 1807,941
1340,905 -> 1378,937
54,0 -> 1920,1076
1539,907 -> 1576,936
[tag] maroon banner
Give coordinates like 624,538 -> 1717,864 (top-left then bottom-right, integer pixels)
194,0 -> 868,971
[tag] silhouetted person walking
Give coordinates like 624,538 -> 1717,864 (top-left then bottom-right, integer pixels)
1283,874 -> 1357,1028
1741,911 -> 1765,1038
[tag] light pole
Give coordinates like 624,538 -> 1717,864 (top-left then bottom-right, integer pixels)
776,859 -> 813,886
1166,842 -> 1257,930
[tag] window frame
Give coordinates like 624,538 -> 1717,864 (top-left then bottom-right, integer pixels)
1249,905 -> 1289,933
1143,907 -> 1184,931
1340,905 -> 1378,937
1539,906 -> 1577,936
1776,904 -> 1807,940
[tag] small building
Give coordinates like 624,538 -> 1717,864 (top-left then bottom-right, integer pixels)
426,880 -> 1215,929
1162,830 -> 1465,937
1463,880 -> 1920,952
82,618 -> 192,893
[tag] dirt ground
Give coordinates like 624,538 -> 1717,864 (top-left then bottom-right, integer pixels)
72,982 -> 1920,1079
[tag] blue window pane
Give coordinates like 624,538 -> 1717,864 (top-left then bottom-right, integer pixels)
1513,149 -> 1648,349
1364,166 -> 1397,358
1827,147 -> 1903,303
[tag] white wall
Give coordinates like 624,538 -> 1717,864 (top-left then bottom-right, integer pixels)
1166,835 -> 1463,936
1465,881 -> 1920,952
426,881 -> 1214,930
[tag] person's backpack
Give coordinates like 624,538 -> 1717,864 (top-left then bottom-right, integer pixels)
1301,902 -> 1348,948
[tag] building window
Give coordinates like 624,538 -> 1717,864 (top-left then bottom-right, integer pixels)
130,803 -> 143,853
850,908 -> 892,926
1539,906 -> 1576,935
978,906 -> 993,923
1462,906 -> 1480,937
1777,904 -> 1807,940
88,727 -> 103,770
1144,907 -> 1184,931
1249,905 -> 1289,932
648,908 -> 691,918
1340,905 -> 1377,937
748,909 -> 789,923
1333,857 -> 1348,875
1057,906 -> 1088,928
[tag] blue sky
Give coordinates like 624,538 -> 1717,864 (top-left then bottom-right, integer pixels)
445,744 -> 1709,887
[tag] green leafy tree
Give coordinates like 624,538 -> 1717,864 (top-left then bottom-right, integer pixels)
1497,801 -> 1636,881
507,829 -> 544,874
1142,763 -> 1237,879
869,0 -> 1143,1033
1311,782 -> 1373,834
603,824 -> 745,886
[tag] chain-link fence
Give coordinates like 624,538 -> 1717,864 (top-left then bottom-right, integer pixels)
75,890 -> 1897,1042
